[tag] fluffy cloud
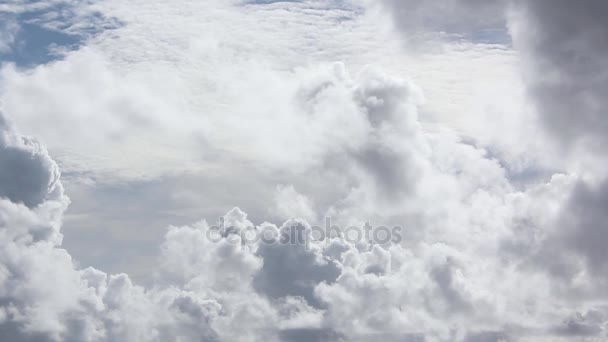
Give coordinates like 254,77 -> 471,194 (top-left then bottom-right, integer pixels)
383,2 -> 608,338
0,116 -> 61,208
0,113 -> 267,341
1,60 -> 605,341
507,0 -> 608,316
1,0 -> 607,341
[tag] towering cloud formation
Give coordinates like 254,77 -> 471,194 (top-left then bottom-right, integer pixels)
1,1 -> 608,340
508,0 -> 608,310
380,1 -> 608,338
510,0 -> 608,148
0,58 -> 606,341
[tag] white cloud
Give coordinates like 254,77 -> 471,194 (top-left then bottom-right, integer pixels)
272,185 -> 317,222
1,65 -> 604,340
1,0 -> 607,341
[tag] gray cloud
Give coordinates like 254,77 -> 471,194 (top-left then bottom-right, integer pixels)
381,0 -> 509,44
0,115 -> 60,208
254,220 -> 342,307
511,0 -> 608,148
543,179 -> 608,282
0,103 -> 606,341
3,1 -> 608,337
508,0 -> 608,305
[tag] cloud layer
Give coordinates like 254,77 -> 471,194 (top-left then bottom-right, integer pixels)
0,62 -> 605,340
1,0 -> 607,341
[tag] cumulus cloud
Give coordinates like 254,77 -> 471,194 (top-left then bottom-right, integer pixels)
272,185 -> 317,226
1,61 -> 606,341
506,0 -> 608,314
0,115 -> 61,208
0,112 -> 266,341
384,3 -> 608,333
1,0 -> 608,341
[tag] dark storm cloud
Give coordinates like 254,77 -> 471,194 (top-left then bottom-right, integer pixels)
558,180 -> 608,276
510,0 -> 608,285
513,0 -> 608,147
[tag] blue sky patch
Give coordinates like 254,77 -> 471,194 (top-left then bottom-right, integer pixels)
0,2 -> 121,68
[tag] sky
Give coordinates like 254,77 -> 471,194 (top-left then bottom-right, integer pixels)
0,0 -> 607,341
